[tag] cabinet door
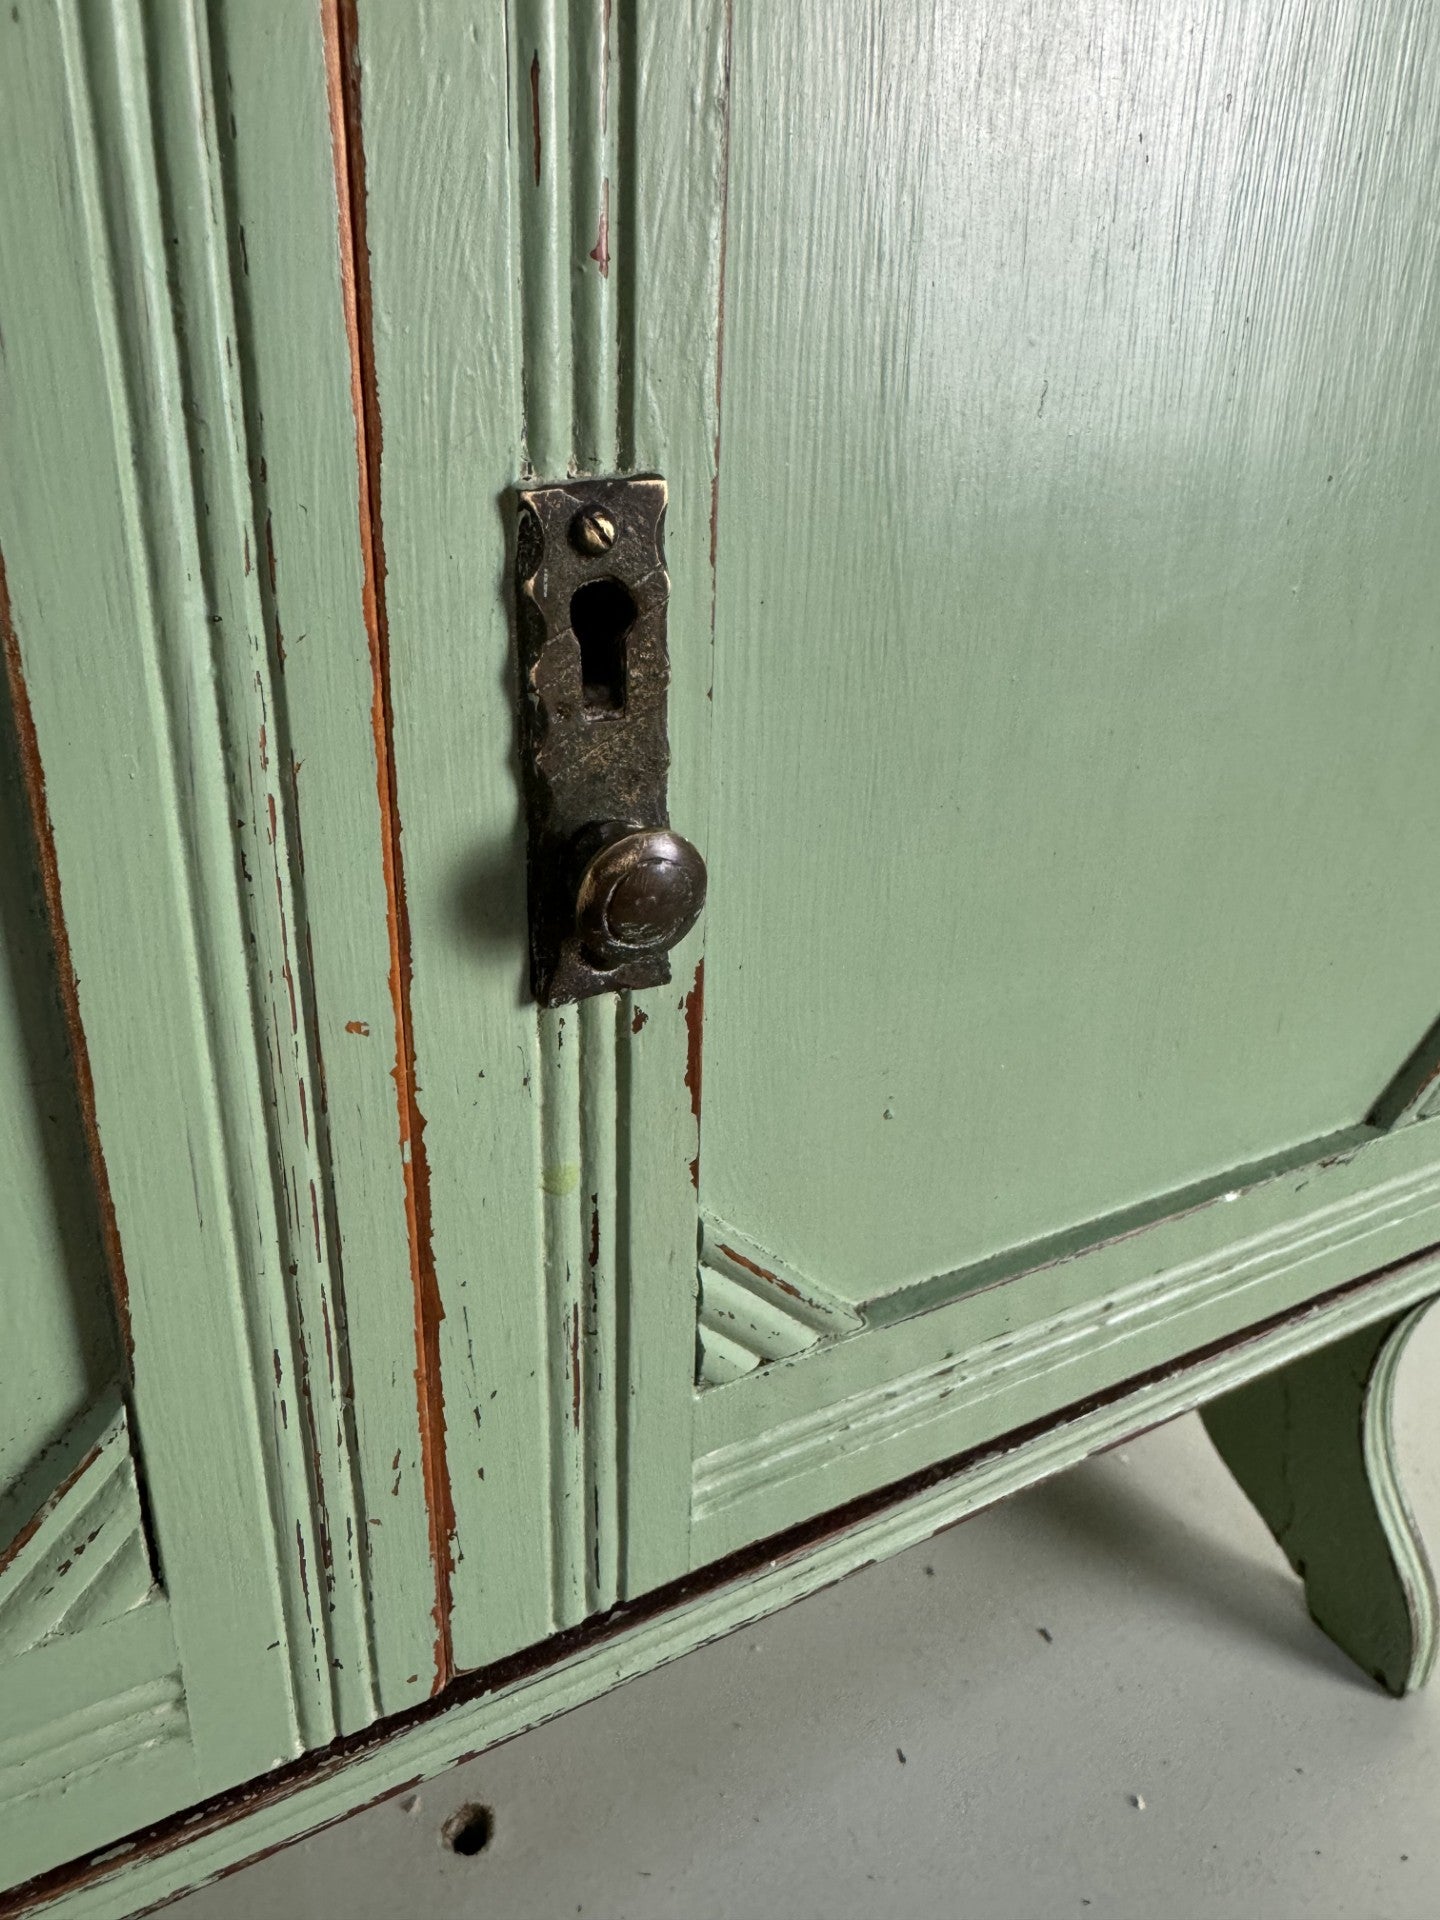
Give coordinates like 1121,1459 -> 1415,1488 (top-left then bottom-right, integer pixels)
0,1 -> 442,1891
348,0 -> 1440,1657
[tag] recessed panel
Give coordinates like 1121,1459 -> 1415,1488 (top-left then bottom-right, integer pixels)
702,0 -> 1440,1304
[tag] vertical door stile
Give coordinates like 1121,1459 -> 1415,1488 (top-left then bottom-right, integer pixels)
515,0 -> 625,1629
321,0 -> 457,1705
611,0 -> 733,1596
155,0 -> 381,1743
571,0 -> 625,1623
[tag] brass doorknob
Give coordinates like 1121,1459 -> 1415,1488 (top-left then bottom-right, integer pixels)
574,827 -> 707,968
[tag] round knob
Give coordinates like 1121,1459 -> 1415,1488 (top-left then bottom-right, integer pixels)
575,827 -> 707,968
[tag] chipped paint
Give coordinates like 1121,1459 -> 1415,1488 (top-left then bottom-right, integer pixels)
589,178 -> 610,277
684,958 -> 705,1188
683,960 -> 704,1118
324,0 -> 454,1690
569,1304 -> 582,1433
714,1242 -> 808,1306
17,1120 -> 1440,1920
529,52 -> 542,186
344,1018 -> 370,1035
716,1243 -> 777,1288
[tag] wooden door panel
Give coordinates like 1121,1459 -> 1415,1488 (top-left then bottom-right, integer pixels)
701,0 -> 1440,1308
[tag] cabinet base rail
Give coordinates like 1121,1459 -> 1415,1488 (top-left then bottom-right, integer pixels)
8,1249 -> 1439,1920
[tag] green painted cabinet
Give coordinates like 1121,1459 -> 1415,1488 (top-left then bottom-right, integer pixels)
3,0 -> 1440,1909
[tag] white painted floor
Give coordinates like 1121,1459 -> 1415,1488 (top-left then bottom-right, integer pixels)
176,1312 -> 1440,1920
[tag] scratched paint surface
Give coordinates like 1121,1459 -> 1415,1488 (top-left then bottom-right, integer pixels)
348,0 -> 553,1675
702,0 -> 1440,1303
209,0 -> 444,1727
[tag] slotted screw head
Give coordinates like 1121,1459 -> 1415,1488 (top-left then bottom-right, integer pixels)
570,507 -> 617,555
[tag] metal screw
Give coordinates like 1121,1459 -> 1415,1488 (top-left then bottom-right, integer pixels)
570,506 -> 617,555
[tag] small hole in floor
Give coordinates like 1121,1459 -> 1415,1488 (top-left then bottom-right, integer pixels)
442,1803 -> 494,1856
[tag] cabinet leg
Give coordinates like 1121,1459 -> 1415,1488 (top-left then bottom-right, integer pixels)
1201,1300 -> 1439,1695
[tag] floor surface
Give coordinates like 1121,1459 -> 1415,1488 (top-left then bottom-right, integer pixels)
173,1311 -> 1440,1920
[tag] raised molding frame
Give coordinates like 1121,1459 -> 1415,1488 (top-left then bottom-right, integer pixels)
690,1120 -> 1440,1560
0,1395 -> 154,1662
697,1215 -> 865,1385
55,0 -> 398,1744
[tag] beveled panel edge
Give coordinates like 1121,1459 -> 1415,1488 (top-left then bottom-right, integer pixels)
691,1122 -> 1440,1549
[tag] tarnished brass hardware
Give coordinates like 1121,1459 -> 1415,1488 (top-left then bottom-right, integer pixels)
574,826 -> 707,969
514,475 -> 705,1005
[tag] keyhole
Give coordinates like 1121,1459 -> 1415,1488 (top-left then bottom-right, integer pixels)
569,577 -> 635,713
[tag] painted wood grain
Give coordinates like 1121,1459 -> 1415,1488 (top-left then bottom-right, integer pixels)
0,0 -> 301,1787
346,0 -> 727,1658
345,0 -> 549,1673
320,0 -> 457,1704
610,0 -> 731,1598
9,0 -> 1440,1900
134,0 -> 380,1743
700,0 -> 1440,1305
0,0 -> 480,1874
209,0 -> 443,1724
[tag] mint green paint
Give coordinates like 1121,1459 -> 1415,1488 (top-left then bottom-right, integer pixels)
1205,1302 -> 1439,1696
0,1394 -> 152,1661
0,0 -> 300,1810
1,0 -> 440,1891
197,0 -> 441,1727
28,1254 -> 1440,1920
690,1118 -> 1440,1560
0,1603 -> 196,1894
0,660 -> 118,1551
608,0 -> 732,1599
345,0 -> 556,1680
700,0 -> 1440,1304
6,0 -> 1440,1908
